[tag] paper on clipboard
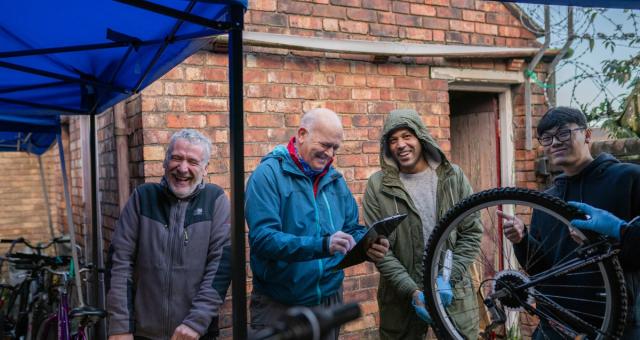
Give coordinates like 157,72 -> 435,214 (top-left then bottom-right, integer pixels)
331,214 -> 407,271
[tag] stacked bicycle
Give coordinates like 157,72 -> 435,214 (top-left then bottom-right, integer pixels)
0,237 -> 105,340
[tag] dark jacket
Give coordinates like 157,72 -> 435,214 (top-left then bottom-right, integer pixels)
514,153 -> 640,338
362,109 -> 483,339
245,145 -> 366,306
106,180 -> 232,339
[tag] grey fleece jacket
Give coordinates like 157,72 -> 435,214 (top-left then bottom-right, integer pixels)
106,180 -> 232,339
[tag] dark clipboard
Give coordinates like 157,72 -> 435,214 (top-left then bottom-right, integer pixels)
331,214 -> 407,271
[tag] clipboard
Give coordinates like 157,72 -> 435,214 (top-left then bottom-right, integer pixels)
331,214 -> 407,270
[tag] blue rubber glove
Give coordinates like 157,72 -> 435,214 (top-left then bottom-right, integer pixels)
411,291 -> 432,323
568,201 -> 625,240
437,276 -> 453,307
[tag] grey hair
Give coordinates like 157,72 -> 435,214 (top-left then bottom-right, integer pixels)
300,108 -> 342,133
164,129 -> 212,167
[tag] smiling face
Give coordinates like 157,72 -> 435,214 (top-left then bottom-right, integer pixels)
164,139 -> 208,198
297,119 -> 343,171
540,123 -> 593,175
388,127 -> 428,174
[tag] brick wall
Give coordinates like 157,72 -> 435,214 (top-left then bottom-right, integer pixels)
0,127 -> 72,256
50,0 -> 551,338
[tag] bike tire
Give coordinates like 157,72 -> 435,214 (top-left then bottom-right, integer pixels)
422,187 -> 627,339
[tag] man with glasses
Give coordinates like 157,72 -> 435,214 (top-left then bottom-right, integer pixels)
501,107 -> 640,339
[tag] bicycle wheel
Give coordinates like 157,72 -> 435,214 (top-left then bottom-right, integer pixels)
423,188 -> 627,339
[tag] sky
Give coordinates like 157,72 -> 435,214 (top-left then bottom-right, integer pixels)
518,5 -> 639,110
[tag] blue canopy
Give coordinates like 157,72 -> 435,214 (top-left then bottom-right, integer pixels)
501,0 -> 640,8
0,0 -> 247,116
0,114 -> 59,155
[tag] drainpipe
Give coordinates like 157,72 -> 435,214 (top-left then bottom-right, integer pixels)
525,5 -> 550,150
548,7 -> 574,107
114,102 -> 130,209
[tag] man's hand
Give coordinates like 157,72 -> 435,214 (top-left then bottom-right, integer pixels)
108,335 -> 133,340
497,210 -> 526,244
568,201 -> 625,240
366,237 -> 389,263
411,290 -> 432,323
170,324 -> 199,340
329,231 -> 356,255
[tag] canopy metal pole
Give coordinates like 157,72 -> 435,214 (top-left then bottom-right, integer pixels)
90,114 -> 107,340
37,155 -> 56,242
229,5 -> 246,339
57,134 -> 85,306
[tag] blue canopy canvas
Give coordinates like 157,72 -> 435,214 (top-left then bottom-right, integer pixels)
0,0 -> 247,116
0,114 -> 59,154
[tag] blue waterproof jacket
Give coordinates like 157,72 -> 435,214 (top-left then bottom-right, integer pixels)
246,145 -> 366,306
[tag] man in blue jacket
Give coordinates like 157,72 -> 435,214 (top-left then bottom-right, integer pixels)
501,107 -> 640,339
245,108 -> 389,339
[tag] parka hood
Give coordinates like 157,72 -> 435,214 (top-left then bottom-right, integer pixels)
380,109 -> 447,175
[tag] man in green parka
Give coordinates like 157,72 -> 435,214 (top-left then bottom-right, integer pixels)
363,109 -> 483,339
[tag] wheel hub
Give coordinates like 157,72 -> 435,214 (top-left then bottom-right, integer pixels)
492,270 -> 534,310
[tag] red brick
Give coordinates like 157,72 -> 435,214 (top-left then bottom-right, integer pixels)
164,82 -> 206,96
330,0 -> 361,6
323,18 -> 339,31
377,64 -> 405,76
347,8 -> 378,22
470,33 -> 494,46
369,23 -> 398,37
206,114 -> 229,127
243,69 -> 267,83
395,13 -> 422,27
250,11 -> 287,26
410,4 -> 436,16
249,54 -> 284,69
395,77 -> 422,89
352,88 -> 380,100
366,75 -> 394,88
319,87 -> 351,100
246,113 -> 284,127
186,98 -> 227,112
362,0 -> 390,10
277,0 -> 312,15
166,114 -> 206,128
378,11 -> 396,25
462,9 -> 485,22
475,22 -> 498,35
339,20 -> 369,34
163,67 -> 184,80
423,17 -> 449,30
206,83 -> 229,97
245,84 -> 284,98
392,1 -> 410,14
446,31 -> 470,44
437,7 -> 461,19
449,19 -> 474,32
289,15 -> 323,30
326,101 -> 367,114
183,53 -> 205,65
244,99 -> 267,113
249,0 -> 276,11
451,0 -> 474,8
425,0 -> 449,5
205,53 -> 228,66
403,27 -> 433,41
433,29 -> 446,41
203,67 -> 228,82
312,4 -> 346,19
486,12 -> 510,25
499,26 -> 521,38
319,60 -> 351,73
335,74 -> 366,86
285,86 -> 319,99
267,99 -> 302,113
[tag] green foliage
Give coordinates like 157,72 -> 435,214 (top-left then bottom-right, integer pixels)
506,324 -> 522,340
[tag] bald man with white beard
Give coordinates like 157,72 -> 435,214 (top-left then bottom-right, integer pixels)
245,108 -> 390,339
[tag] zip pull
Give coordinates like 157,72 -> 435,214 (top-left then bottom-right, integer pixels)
183,229 -> 189,245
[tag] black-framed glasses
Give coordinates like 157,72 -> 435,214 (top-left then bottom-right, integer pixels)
537,127 -> 586,146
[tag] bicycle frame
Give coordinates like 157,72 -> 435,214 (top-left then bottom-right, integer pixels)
36,274 -> 87,340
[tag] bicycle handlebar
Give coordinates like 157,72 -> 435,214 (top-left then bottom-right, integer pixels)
250,303 -> 361,340
0,236 -> 70,251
